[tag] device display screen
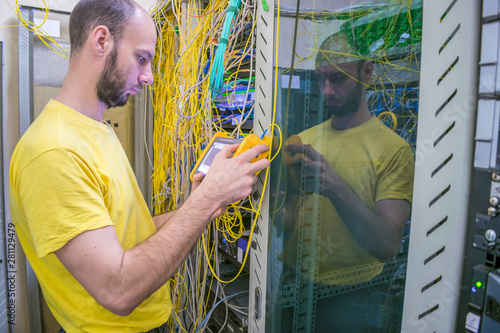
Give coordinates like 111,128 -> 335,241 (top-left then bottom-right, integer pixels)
193,136 -> 242,177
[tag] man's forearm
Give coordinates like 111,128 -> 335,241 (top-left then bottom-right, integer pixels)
111,188 -> 219,314
152,211 -> 176,230
325,176 -> 406,260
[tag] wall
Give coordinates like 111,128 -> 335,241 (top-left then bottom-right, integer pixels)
0,0 -> 157,331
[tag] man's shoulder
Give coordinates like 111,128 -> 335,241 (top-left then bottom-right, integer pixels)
22,99 -> 68,137
11,101 -> 88,170
367,117 -> 410,147
297,119 -> 331,138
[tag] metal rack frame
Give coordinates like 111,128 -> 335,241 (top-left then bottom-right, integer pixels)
248,0 -> 276,332
1,40 -> 11,333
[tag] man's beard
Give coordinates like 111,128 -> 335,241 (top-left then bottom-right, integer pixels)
96,47 -> 129,108
323,80 -> 363,119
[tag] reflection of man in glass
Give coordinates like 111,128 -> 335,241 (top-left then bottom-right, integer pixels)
281,31 -> 415,332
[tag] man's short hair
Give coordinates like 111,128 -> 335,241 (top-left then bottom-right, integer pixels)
315,30 -> 364,68
69,0 -> 137,56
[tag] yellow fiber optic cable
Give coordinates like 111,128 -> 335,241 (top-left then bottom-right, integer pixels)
4,0 -> 69,58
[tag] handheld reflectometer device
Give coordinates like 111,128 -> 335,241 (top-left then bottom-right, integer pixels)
190,132 -> 270,181
232,133 -> 270,163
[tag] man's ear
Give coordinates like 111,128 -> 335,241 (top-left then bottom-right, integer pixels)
361,60 -> 373,82
91,25 -> 114,57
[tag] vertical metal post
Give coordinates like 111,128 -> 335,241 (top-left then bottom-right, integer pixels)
0,40 -> 12,333
248,0 -> 275,332
134,90 -> 153,210
402,0 -> 481,332
291,70 -> 321,333
17,7 -> 41,333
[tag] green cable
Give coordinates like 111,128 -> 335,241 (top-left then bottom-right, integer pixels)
261,0 -> 269,11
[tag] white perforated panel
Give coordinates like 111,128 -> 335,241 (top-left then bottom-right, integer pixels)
248,1 -> 275,333
402,1 -> 481,332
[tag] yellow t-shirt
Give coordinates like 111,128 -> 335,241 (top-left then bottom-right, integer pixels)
9,100 -> 171,332
283,117 -> 414,285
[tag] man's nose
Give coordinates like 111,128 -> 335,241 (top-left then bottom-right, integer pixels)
322,79 -> 335,96
139,65 -> 154,86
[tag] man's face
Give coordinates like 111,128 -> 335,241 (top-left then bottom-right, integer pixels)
96,9 -> 156,109
96,46 -> 132,108
315,62 -> 364,118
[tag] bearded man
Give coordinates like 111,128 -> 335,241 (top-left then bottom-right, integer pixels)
9,0 -> 268,332
281,31 -> 415,332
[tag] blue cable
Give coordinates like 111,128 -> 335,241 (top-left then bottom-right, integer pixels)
260,128 -> 269,139
209,0 -> 242,98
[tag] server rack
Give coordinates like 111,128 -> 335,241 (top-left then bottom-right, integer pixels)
458,1 -> 500,332
249,0 -> 481,332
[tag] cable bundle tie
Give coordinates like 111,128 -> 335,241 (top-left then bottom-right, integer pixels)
227,6 -> 238,13
218,37 -> 229,45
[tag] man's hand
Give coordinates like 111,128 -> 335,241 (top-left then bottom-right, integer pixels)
198,143 -> 270,209
286,143 -> 338,196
